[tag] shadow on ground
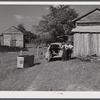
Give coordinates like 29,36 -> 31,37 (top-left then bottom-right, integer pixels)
50,57 -> 76,62
34,63 -> 41,66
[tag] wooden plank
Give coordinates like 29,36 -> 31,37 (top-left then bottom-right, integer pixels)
73,34 -> 76,57
84,34 -> 90,56
77,33 -> 80,57
97,34 -> 100,56
80,34 -> 84,57
16,35 -> 23,47
76,34 -> 79,56
74,33 -> 84,57
4,35 -> 11,46
73,33 -> 78,57
78,34 -> 81,57
88,33 -> 91,56
91,34 -> 98,55
1,36 -> 4,45
90,34 -> 94,55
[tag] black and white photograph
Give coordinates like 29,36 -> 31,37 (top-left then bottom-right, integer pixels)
0,2 -> 100,93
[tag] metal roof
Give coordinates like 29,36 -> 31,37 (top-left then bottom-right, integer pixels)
72,26 -> 100,33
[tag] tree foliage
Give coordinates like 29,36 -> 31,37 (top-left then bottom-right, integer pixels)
17,24 -> 36,43
33,5 -> 78,44
17,24 -> 26,34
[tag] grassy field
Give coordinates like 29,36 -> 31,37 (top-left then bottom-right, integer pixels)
0,44 -> 46,91
1,44 -> 100,91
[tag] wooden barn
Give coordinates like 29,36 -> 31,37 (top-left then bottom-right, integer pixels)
0,26 -> 24,48
72,8 -> 100,57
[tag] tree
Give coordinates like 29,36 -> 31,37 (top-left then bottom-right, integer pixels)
25,31 -> 36,43
17,24 -> 36,43
33,5 -> 78,43
17,24 -> 26,34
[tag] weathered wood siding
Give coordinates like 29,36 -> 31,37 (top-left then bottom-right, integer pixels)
3,34 -> 24,47
4,35 -> 11,46
16,35 -> 24,47
73,33 -> 80,57
1,26 -> 24,48
73,33 -> 100,57
0,35 -> 4,45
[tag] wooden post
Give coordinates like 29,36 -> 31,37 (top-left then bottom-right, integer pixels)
43,51 -> 45,57
20,50 -> 23,56
37,46 -> 39,58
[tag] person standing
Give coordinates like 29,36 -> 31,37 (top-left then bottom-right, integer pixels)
62,43 -> 66,61
65,42 -> 73,60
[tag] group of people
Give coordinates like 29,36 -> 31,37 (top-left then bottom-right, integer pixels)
62,42 -> 73,61
47,41 -> 73,61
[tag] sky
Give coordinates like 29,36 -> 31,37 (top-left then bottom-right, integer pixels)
0,5 -> 100,34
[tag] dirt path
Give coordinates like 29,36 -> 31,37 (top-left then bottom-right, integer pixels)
26,59 -> 100,91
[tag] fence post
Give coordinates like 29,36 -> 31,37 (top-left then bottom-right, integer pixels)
37,46 -> 39,58
20,50 -> 23,56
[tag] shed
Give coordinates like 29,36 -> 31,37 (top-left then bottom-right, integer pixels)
0,26 -> 25,48
72,8 -> 100,57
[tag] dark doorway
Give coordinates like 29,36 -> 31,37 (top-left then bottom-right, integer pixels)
10,40 -> 16,47
10,34 -> 16,47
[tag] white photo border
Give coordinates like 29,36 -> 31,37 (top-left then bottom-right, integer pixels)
0,1 -> 100,98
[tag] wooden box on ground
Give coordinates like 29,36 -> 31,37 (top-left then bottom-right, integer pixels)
17,55 -> 34,68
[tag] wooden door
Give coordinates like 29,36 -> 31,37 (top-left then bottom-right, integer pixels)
10,40 -> 16,47
10,34 -> 16,47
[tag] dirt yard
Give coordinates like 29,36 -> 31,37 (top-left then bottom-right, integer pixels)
26,59 -> 100,91
0,44 -> 100,91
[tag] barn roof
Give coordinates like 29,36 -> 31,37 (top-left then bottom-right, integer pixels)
2,26 -> 23,35
73,8 -> 100,23
72,26 -> 100,33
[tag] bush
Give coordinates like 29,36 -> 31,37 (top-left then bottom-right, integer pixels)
0,45 -> 28,52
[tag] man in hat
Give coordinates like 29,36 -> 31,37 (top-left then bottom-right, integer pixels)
65,42 -> 73,60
